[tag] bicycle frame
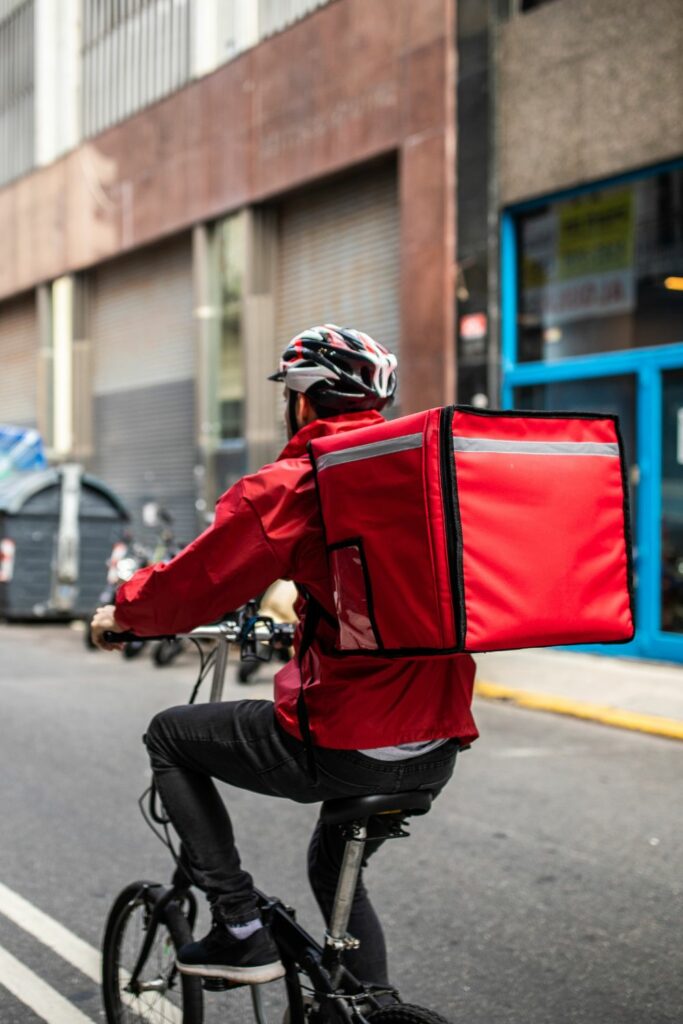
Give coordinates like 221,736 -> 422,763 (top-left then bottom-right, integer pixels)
260,892 -> 393,1024
109,616 -> 397,1023
137,873 -> 392,1024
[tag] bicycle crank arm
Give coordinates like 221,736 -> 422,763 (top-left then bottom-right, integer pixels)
127,885 -> 175,992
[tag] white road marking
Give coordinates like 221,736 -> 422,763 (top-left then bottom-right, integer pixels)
0,942 -> 94,1023
0,880 -> 99,982
0,880 -> 185,1024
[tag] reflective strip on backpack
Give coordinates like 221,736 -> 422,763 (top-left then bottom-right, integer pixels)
315,432 -> 423,472
452,438 -> 620,457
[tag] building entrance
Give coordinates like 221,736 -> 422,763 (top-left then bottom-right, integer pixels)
501,160 -> 683,662
504,345 -> 683,663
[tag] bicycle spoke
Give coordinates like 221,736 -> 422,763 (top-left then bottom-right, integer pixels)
113,901 -> 184,1024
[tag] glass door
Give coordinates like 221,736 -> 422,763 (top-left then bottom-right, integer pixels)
661,370 -> 683,635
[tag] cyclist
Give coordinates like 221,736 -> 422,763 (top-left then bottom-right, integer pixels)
91,324 -> 478,989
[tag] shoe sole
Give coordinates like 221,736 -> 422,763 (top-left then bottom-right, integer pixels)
175,959 -> 286,984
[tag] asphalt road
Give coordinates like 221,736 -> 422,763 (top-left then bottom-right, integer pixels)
1,622 -> 681,1023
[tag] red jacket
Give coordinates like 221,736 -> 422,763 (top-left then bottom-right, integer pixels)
114,411 -> 478,749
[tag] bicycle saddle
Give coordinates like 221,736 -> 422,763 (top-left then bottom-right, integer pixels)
319,790 -> 432,826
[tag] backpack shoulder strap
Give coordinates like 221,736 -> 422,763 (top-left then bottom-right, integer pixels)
296,593 -> 323,782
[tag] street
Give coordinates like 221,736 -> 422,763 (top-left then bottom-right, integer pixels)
1,623 -> 681,1023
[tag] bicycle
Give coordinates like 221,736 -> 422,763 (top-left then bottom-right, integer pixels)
100,609 -> 453,1024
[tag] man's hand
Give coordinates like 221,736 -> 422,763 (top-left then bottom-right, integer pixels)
91,605 -> 125,651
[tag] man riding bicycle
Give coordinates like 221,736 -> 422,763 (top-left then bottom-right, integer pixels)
91,325 -> 478,990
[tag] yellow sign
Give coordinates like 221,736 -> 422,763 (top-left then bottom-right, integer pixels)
557,189 -> 635,281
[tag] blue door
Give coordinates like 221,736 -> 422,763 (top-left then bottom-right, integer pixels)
500,161 -> 683,662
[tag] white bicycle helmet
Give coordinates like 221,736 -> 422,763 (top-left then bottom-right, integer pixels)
269,324 -> 397,412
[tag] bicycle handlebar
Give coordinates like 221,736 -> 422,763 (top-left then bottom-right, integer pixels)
103,618 -> 296,648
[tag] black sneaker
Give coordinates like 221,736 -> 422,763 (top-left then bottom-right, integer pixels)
176,922 -> 285,984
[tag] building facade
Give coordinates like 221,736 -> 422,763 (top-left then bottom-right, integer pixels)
0,0 -> 456,543
456,0 -> 683,662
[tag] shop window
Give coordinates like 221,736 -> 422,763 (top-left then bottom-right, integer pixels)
517,170 -> 683,362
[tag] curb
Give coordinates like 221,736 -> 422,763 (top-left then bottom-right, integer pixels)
474,680 -> 683,742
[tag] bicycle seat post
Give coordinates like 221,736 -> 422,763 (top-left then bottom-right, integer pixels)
322,820 -> 366,980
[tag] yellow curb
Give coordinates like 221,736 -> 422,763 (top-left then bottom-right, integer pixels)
474,680 -> 683,742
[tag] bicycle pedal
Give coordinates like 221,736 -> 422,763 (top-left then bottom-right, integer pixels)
202,978 -> 237,991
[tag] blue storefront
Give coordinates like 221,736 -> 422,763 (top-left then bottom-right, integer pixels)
500,159 -> 683,663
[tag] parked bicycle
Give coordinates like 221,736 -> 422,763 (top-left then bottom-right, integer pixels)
100,610 -> 452,1024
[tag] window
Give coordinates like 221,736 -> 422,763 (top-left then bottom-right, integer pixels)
517,170 -> 683,363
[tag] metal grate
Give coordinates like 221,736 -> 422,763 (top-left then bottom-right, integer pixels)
274,165 -> 400,449
0,0 -> 34,186
81,0 -> 191,138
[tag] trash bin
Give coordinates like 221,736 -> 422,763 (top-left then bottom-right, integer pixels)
0,464 -> 129,620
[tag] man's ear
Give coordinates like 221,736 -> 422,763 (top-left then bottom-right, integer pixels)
297,393 -> 317,426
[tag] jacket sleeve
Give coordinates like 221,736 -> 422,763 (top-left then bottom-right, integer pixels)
114,480 -> 287,636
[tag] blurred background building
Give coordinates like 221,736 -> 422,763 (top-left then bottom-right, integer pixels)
0,0 -> 454,549
1,0 -> 682,662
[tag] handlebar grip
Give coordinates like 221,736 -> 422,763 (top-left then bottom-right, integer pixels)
103,629 -> 177,643
103,629 -> 139,643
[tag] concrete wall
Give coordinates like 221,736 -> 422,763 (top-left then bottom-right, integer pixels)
498,0 -> 683,205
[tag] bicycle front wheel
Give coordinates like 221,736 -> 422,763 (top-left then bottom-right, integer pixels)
368,1005 -> 453,1024
102,880 -> 203,1024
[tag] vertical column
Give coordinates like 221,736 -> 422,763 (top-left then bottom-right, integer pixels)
486,0 -> 503,406
72,277 -> 92,461
52,276 -> 74,459
243,206 -> 279,473
191,0 -> 220,77
191,0 -> 259,78
636,363 -> 660,651
44,275 -> 91,462
398,0 -> 456,413
36,284 -> 54,451
192,223 -> 222,511
35,0 -> 80,165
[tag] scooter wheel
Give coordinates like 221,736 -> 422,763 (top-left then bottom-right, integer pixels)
122,640 -> 146,659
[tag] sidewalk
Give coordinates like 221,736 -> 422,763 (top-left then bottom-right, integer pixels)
474,649 -> 683,742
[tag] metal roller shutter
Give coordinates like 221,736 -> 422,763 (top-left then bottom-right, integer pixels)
275,165 -> 400,443
91,235 -> 195,394
0,291 -> 38,427
89,234 -> 198,543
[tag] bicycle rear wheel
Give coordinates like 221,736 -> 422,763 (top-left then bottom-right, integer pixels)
102,880 -> 203,1024
368,1005 -> 452,1024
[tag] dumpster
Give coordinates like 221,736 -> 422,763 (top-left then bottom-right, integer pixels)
0,425 -> 47,479
0,464 -> 129,620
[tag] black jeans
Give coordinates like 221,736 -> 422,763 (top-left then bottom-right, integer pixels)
144,700 -> 458,985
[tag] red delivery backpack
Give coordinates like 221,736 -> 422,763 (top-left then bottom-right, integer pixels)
308,406 -> 635,654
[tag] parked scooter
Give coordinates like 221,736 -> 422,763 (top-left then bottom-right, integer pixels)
84,502 -> 182,661
83,532 -> 151,653
141,502 -> 186,668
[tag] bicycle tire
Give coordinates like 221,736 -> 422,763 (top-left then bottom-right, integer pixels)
367,1004 -> 453,1024
102,880 -> 203,1024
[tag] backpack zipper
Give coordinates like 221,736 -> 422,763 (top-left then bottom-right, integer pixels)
439,406 -> 467,649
